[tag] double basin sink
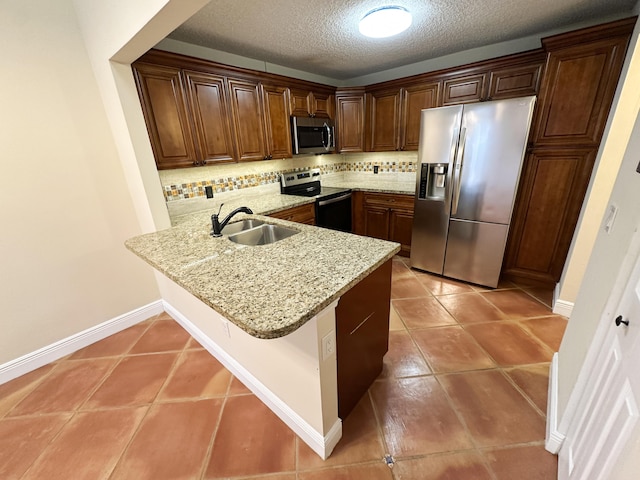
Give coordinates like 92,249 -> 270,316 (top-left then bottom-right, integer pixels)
221,219 -> 299,246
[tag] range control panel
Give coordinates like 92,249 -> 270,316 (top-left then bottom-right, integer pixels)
280,168 -> 321,188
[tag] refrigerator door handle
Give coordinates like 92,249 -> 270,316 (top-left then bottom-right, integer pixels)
451,127 -> 467,215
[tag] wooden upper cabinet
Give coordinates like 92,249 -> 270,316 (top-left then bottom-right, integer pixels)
289,88 -> 311,117
132,63 -> 197,169
487,63 -> 542,101
227,78 -> 268,162
336,91 -> 365,152
366,82 -> 440,152
367,89 -> 401,151
183,70 -> 235,165
261,84 -> 292,159
310,91 -> 334,118
400,82 -> 441,150
289,88 -> 334,118
532,34 -> 630,147
442,72 -> 488,105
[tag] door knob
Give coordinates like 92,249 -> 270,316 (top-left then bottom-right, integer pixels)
615,315 -> 630,327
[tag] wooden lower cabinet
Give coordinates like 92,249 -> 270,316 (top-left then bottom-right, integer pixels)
336,259 -> 392,418
504,148 -> 596,286
268,203 -> 315,225
354,192 -> 414,256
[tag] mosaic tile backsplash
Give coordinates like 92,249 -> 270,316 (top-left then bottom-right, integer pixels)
162,156 -> 418,201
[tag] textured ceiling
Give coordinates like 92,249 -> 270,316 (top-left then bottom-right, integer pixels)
167,0 -> 637,80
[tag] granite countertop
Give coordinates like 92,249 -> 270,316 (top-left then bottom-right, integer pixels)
126,215 -> 400,339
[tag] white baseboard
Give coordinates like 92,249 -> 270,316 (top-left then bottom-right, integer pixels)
163,300 -> 342,460
0,300 -> 164,386
553,299 -> 574,317
546,352 -> 566,453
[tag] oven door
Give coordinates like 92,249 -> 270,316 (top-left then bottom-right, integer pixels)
316,192 -> 352,232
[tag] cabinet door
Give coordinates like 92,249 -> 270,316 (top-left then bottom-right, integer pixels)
389,208 -> 414,256
132,63 -> 197,169
228,78 -> 268,162
336,94 -> 365,152
183,70 -> 236,164
532,36 -> 629,147
487,63 -> 542,101
364,206 -> 390,240
368,89 -> 401,151
261,84 -> 292,159
504,148 -> 596,285
442,72 -> 488,105
289,88 -> 311,117
400,82 -> 441,150
310,91 -> 334,118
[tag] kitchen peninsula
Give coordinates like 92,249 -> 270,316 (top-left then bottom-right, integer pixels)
125,205 -> 399,459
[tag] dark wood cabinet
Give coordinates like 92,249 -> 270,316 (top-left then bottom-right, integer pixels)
442,72 -> 488,105
336,259 -> 391,418
289,88 -> 334,118
366,82 -> 440,152
367,89 -> 401,151
505,148 -> 596,284
132,63 -> 198,169
487,63 -> 542,101
358,193 -> 414,256
261,84 -> 292,159
336,89 -> 365,152
183,70 -> 235,165
269,203 -> 315,225
400,82 -> 441,150
227,79 -> 267,162
503,18 -> 634,287
531,36 -> 630,147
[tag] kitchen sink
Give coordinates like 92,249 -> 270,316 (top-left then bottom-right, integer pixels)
220,219 -> 265,236
227,224 -> 300,246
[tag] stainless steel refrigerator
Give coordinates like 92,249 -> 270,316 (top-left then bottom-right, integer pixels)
410,96 -> 535,288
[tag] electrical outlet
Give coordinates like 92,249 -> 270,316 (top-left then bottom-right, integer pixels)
322,331 -> 336,360
205,186 -> 214,198
373,165 -> 379,174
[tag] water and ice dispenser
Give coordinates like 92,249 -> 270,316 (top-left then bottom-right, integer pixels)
418,163 -> 447,199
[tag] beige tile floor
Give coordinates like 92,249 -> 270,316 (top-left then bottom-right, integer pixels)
0,256 -> 566,479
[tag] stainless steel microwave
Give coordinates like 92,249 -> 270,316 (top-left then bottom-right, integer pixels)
291,116 -> 335,155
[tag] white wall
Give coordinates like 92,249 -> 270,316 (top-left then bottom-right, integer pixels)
0,0 -> 161,363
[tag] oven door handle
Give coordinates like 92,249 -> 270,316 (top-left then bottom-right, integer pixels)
318,192 -> 352,207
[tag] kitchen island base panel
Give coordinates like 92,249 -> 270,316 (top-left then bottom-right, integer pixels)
157,274 -> 341,460
336,259 -> 392,418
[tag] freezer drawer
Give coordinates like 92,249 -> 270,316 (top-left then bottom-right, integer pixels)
443,219 -> 509,288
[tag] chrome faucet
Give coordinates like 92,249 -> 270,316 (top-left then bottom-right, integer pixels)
211,203 -> 254,237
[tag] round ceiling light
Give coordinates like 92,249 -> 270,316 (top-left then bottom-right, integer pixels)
359,6 -> 412,38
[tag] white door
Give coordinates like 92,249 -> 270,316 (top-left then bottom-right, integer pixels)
558,229 -> 640,480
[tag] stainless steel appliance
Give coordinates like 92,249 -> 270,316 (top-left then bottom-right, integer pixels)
280,168 -> 351,232
410,96 -> 536,288
291,116 -> 335,155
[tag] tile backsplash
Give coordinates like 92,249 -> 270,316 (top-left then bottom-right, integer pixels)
160,152 -> 418,201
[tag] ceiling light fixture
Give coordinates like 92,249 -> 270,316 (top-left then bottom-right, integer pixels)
359,6 -> 412,38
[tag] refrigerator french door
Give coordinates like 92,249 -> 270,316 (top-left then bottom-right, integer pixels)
410,96 -> 535,288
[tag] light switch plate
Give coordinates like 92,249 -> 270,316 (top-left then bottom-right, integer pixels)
604,204 -> 618,234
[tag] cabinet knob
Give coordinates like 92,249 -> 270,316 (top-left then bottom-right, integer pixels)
615,315 -> 630,327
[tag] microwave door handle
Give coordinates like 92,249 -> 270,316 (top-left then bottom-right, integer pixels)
323,123 -> 332,150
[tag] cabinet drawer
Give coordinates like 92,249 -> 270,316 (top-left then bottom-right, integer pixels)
363,193 -> 414,210
269,203 -> 315,224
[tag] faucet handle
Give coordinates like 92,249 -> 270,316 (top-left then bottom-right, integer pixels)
216,203 -> 224,217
